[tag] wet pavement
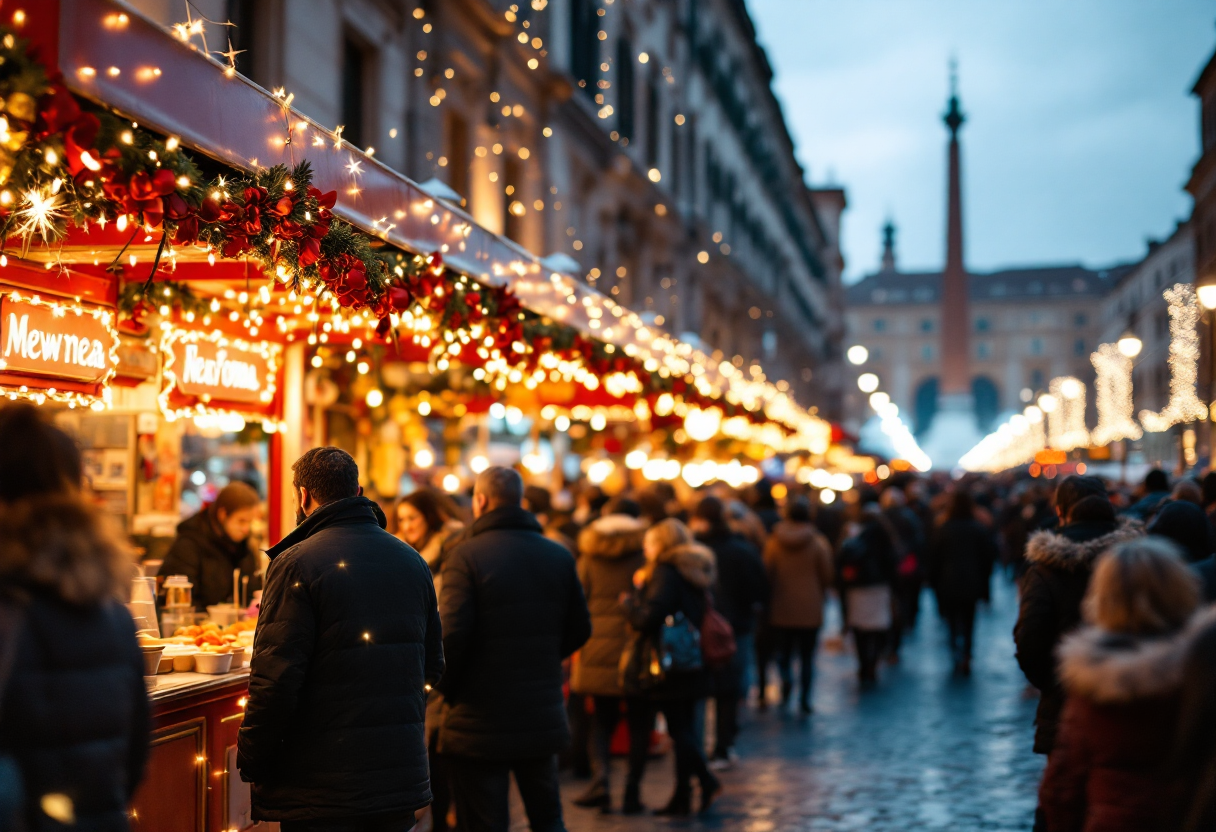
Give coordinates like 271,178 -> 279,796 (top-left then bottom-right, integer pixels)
550,576 -> 1043,831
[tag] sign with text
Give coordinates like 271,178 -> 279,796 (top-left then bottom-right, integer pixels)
0,296 -> 113,383
168,337 -> 270,404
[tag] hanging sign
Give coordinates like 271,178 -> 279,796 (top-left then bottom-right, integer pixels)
0,293 -> 116,384
160,328 -> 281,420
168,338 -> 268,404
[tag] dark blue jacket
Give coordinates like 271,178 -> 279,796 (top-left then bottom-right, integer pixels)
238,496 -> 443,824
437,506 -> 590,760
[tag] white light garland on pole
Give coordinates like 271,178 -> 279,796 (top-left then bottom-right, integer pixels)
1047,376 -> 1089,451
1140,283 -> 1209,432
1090,343 -> 1142,446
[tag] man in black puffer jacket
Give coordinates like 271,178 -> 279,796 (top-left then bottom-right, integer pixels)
438,466 -> 591,832
238,447 -> 444,832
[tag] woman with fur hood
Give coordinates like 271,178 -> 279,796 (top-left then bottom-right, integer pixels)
623,518 -> 722,816
1039,537 -> 1207,832
571,504 -> 652,814
1014,477 -> 1142,758
0,404 -> 149,831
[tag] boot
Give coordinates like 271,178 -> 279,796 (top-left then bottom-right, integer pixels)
573,783 -> 610,809
653,790 -> 692,816
621,783 -> 646,815
699,774 -> 722,814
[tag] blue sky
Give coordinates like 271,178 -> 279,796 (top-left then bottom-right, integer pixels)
748,1 -> 1214,282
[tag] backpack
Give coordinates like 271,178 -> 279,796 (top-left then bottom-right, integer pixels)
700,593 -> 736,670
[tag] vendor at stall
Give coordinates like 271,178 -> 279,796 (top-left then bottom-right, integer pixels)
161,481 -> 263,610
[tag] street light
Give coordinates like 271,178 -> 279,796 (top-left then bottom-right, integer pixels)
847,345 -> 869,365
857,373 -> 879,393
1038,393 -> 1058,413
1198,283 -> 1216,311
1117,331 -> 1143,358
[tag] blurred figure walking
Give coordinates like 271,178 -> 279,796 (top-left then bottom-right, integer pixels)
438,467 -> 590,832
762,497 -> 834,713
837,504 -> 899,685
927,490 -> 997,676
0,404 -> 150,832
570,502 -> 652,814
624,519 -> 721,815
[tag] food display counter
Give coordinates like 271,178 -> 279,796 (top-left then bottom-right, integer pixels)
131,669 -> 268,832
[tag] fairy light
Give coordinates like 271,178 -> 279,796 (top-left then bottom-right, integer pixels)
1090,343 -> 1142,446
1140,283 -> 1209,432
15,188 -> 64,242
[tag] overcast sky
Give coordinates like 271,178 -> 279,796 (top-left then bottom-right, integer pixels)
748,1 -> 1214,282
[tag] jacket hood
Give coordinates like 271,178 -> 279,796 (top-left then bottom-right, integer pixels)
578,514 -> 647,559
657,542 -> 715,590
771,520 -> 819,551
1025,517 -> 1142,572
1058,606 -> 1216,703
0,494 -> 132,606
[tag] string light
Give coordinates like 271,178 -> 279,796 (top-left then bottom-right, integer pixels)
1090,343 -> 1142,446
1047,376 -> 1089,451
1140,283 -> 1209,432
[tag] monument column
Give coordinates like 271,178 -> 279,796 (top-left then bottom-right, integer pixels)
940,79 -> 969,395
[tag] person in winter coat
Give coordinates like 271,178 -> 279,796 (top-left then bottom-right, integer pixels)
393,488 -> 465,832
691,496 -> 767,767
836,504 -> 900,684
1014,477 -> 1143,759
1124,468 -> 1171,521
0,404 -> 149,832
1168,610 -> 1216,831
238,447 -> 444,832
762,497 -> 835,713
880,486 -> 926,658
570,505 -> 652,814
1147,500 -> 1216,603
161,480 -> 263,610
438,467 -> 591,832
927,489 -> 998,676
1040,537 -> 1206,832
623,518 -> 722,816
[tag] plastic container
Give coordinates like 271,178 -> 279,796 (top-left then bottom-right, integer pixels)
194,652 -> 234,675
139,645 -> 165,676
163,575 -> 193,609
128,576 -> 159,637
206,604 -> 241,627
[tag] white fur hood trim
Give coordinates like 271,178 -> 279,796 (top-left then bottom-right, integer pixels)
1024,518 -> 1142,572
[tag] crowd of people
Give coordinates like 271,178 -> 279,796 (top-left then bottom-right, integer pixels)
4,396 -> 1216,831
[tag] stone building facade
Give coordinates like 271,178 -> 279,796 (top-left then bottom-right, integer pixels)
843,236 -> 1126,436
128,0 -> 846,416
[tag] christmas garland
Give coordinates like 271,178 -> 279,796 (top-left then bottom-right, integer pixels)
0,25 -> 782,432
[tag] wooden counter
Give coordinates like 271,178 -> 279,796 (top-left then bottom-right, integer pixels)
130,669 -> 275,832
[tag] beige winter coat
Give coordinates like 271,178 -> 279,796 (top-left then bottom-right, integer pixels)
763,520 -> 835,629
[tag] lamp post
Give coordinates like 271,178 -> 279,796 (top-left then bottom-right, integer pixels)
1116,331 -> 1143,482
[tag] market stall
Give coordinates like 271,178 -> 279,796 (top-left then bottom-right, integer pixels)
2,2 -> 848,830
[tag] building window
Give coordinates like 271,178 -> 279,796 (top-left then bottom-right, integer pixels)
616,37 -> 635,141
1030,337 -> 1043,356
445,111 -> 469,201
341,35 -> 369,149
503,156 -> 524,243
570,0 -> 599,100
920,344 -> 933,362
976,342 -> 990,360
1074,338 -> 1085,356
975,317 -> 990,333
1030,368 -> 1044,389
645,73 -> 660,167
226,0 -> 259,80
919,318 -> 933,333
1157,312 -> 1169,340
873,318 -> 886,332
1074,313 -> 1087,327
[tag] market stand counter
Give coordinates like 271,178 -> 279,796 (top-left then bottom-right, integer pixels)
133,669 -> 271,832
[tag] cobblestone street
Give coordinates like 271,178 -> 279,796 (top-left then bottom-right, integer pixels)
552,577 -> 1043,831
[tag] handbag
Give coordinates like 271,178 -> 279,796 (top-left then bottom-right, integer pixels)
0,600 -> 26,832
618,631 -> 665,695
700,593 -> 737,670
660,612 -> 702,672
